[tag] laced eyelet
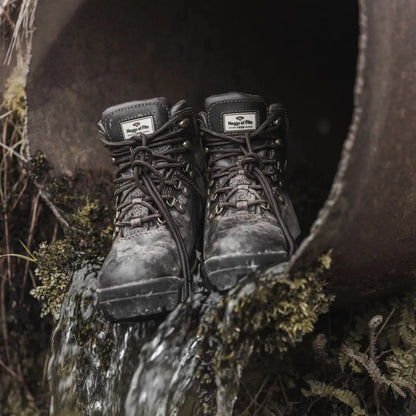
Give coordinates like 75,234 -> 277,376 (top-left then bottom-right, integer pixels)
211,192 -> 218,201
173,178 -> 182,190
208,211 -> 215,221
274,138 -> 284,147
182,140 -> 191,149
261,203 -> 270,211
178,118 -> 190,128
273,118 -> 282,126
167,196 -> 175,207
182,161 -> 192,174
157,217 -> 166,225
167,196 -> 186,213
177,202 -> 186,212
278,195 -> 285,204
215,204 -> 223,215
174,179 -> 190,197
182,185 -> 190,197
204,147 -> 209,154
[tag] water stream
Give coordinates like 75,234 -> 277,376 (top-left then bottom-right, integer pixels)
47,264 -> 253,416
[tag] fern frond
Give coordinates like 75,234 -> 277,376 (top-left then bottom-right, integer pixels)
342,346 -> 407,398
303,380 -> 366,415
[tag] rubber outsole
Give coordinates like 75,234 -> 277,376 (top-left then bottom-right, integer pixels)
97,276 -> 183,322
202,251 -> 288,292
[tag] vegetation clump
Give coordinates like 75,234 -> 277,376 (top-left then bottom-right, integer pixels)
232,287 -> 416,416
195,254 -> 334,414
2,64 -> 26,122
0,59 -> 113,411
31,200 -> 113,319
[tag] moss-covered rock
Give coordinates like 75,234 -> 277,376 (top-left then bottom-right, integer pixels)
193,255 -> 334,414
233,285 -> 416,416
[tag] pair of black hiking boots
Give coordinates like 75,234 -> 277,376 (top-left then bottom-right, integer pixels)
97,92 -> 300,321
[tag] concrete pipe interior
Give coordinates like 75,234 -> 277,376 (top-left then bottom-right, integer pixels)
27,0 -> 358,235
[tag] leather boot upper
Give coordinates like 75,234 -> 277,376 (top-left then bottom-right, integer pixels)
198,92 -> 300,262
98,98 -> 205,294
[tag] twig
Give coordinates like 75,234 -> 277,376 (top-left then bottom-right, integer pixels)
374,308 -> 395,342
254,386 -> 274,416
9,167 -> 24,194
0,269 -> 10,363
305,397 -> 322,415
16,361 -> 36,401
20,192 -> 40,303
51,219 -> 59,243
0,139 -> 28,162
0,110 -> 12,120
278,375 -> 292,411
2,117 -> 12,285
241,381 -> 257,413
28,268 -> 35,288
241,373 -> 271,415
0,355 -> 36,407
35,186 -> 69,228
0,356 -> 19,379
9,175 -> 28,213
0,1 -> 15,29
6,0 -> 39,65
1,116 -> 11,364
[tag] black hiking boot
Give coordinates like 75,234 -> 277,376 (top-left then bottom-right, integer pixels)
198,92 -> 300,291
97,98 -> 205,321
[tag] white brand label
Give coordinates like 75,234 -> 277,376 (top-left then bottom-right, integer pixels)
120,116 -> 155,139
223,112 -> 257,132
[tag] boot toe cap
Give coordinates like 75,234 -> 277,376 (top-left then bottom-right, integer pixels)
204,215 -> 288,258
97,232 -> 183,321
98,232 -> 181,289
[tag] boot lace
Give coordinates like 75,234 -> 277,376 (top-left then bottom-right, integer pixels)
99,114 -> 194,298
200,114 -> 296,255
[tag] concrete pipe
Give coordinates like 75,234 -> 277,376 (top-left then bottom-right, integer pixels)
3,0 -> 416,305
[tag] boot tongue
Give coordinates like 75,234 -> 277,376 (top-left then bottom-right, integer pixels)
100,97 -> 170,141
204,92 -> 268,135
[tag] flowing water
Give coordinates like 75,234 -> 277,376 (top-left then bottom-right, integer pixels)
47,264 -> 255,416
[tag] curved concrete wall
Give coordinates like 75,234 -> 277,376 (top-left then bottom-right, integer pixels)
4,0 -> 415,304
25,0 -> 356,182
290,0 -> 416,304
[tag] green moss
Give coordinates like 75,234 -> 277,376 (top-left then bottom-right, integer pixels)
29,150 -> 53,179
195,254 -> 334,413
212,253 -> 331,359
2,64 -> 26,122
31,200 -> 113,319
232,284 -> 416,416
